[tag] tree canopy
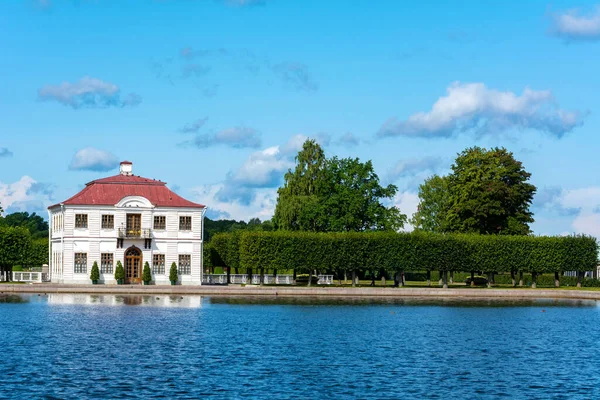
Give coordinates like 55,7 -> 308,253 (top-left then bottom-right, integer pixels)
273,139 -> 405,232
0,211 -> 49,240
412,147 -> 536,235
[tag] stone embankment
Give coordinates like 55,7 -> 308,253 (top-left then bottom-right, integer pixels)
3,284 -> 600,300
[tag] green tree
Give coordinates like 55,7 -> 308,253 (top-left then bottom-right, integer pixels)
274,139 -> 328,231
114,260 -> 125,283
0,226 -> 31,281
323,157 -> 405,231
274,139 -> 405,232
142,261 -> 152,284
411,175 -> 450,233
169,262 -> 178,284
445,147 -> 536,235
0,212 -> 49,240
90,261 -> 100,283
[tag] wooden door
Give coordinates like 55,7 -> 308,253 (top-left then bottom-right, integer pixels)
125,247 -> 142,284
126,214 -> 141,236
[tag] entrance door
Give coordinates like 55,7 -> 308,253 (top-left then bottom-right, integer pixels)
125,247 -> 142,284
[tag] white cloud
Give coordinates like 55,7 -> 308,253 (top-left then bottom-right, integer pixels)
336,132 -> 361,147
185,126 -> 262,149
193,184 -> 276,221
391,191 -> 420,232
69,148 -> 119,172
537,186 -> 600,238
38,76 -> 142,109
550,6 -> 600,41
388,157 -> 445,181
377,82 -> 585,139
0,176 -> 54,215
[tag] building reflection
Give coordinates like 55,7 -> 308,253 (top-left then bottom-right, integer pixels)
47,293 -> 203,308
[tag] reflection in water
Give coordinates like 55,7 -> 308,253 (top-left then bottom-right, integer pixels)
208,295 -> 600,308
0,294 -> 29,303
46,293 -> 203,308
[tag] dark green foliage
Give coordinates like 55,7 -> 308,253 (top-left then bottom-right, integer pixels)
114,261 -> 125,281
213,231 -> 597,275
0,212 -> 49,240
142,261 -> 152,283
204,217 -> 274,241
169,262 -> 178,283
90,261 -> 100,282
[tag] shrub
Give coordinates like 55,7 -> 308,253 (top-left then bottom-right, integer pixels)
90,261 -> 100,282
114,260 -> 125,281
142,261 -> 152,284
169,262 -> 178,283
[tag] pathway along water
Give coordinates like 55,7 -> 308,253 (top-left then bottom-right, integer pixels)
2,293 -> 600,399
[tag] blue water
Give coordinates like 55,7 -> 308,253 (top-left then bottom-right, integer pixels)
1,294 -> 600,399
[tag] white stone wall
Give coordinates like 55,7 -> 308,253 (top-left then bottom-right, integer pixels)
49,197 -> 204,285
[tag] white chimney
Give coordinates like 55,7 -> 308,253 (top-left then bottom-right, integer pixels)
120,161 -> 133,176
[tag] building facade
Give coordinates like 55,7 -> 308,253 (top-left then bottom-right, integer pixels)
48,161 -> 206,285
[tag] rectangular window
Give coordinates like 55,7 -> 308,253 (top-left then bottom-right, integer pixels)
179,216 -> 192,231
101,253 -> 113,274
75,214 -> 88,229
74,253 -> 87,274
152,254 -> 165,274
178,254 -> 191,275
101,215 -> 114,229
154,216 -> 166,230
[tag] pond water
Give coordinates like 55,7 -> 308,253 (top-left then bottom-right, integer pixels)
1,294 -> 600,399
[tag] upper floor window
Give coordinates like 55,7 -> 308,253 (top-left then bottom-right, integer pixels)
101,215 -> 114,229
101,253 -> 113,274
75,214 -> 88,229
179,216 -> 192,231
74,253 -> 87,274
178,254 -> 191,275
154,216 -> 166,230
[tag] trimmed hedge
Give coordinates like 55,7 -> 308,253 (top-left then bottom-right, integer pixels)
211,231 -> 598,275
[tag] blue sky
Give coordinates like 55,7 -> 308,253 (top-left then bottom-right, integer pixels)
2,0 -> 600,236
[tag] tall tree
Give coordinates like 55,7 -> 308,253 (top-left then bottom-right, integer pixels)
323,157 -> 405,231
273,139 -> 328,231
445,147 -> 536,235
410,175 -> 450,233
274,139 -> 405,232
0,212 -> 49,240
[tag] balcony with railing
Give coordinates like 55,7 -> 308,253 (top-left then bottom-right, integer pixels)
118,228 -> 152,239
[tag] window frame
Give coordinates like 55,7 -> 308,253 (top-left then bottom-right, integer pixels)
74,252 -> 87,274
179,216 -> 192,231
101,215 -> 114,229
100,253 -> 114,274
153,215 -> 166,230
75,214 -> 88,229
152,254 -> 165,275
178,254 -> 191,275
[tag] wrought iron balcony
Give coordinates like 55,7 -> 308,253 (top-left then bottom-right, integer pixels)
118,228 -> 152,239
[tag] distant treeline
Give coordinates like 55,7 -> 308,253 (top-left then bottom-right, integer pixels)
207,231 -> 598,275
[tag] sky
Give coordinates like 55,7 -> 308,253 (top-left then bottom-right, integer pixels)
2,0 -> 600,237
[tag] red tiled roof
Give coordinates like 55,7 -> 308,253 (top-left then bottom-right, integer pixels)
49,174 -> 205,209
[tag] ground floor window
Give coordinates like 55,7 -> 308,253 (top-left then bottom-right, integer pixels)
178,254 -> 191,275
153,254 -> 165,274
101,253 -> 113,274
74,253 -> 87,274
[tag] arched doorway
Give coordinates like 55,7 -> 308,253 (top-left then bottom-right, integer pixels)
124,246 -> 142,284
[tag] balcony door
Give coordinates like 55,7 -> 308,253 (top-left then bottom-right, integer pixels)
126,214 -> 141,236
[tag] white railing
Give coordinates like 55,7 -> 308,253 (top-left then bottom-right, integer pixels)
12,272 -> 43,283
230,274 -> 248,284
317,275 -> 334,285
202,274 -> 227,285
264,275 -> 294,285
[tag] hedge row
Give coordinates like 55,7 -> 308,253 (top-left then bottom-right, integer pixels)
209,231 -> 598,274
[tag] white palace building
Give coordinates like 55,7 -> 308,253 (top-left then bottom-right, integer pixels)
47,161 -> 207,285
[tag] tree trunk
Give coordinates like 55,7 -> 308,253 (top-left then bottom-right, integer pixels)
510,270 -> 516,287
427,270 -> 431,287
470,271 -> 475,287
227,266 -> 231,284
260,267 -> 264,286
370,271 -> 375,287
532,271 -> 537,289
487,272 -> 492,288
248,267 -> 253,284
555,271 -> 560,288
381,271 -> 386,288
449,271 -> 454,284
519,271 -> 524,287
439,270 -> 443,286
235,267 -> 239,275
399,270 -> 404,287
344,271 -> 347,284
442,270 -> 448,289
491,273 -> 495,284
577,271 -> 582,288
338,270 -> 342,285
307,270 -> 312,287
352,270 -> 356,287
